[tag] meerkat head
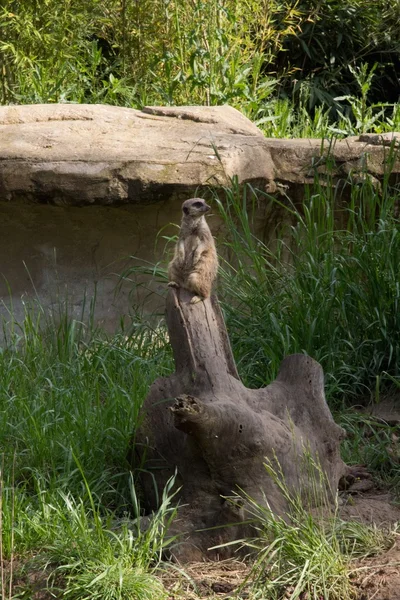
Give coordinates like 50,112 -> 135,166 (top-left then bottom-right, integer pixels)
182,198 -> 211,219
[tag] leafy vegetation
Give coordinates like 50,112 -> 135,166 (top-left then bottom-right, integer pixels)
0,303 -> 172,495
0,306 -> 174,598
340,411 -> 400,492
279,0 -> 400,109
1,0 -> 400,136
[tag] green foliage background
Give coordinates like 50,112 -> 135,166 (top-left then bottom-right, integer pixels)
1,0 -> 400,129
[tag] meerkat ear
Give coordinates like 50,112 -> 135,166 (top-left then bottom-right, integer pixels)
183,206 -> 189,215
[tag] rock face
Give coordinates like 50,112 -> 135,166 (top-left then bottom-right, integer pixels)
0,103 -> 265,206
0,103 -> 399,331
1,104 -> 400,206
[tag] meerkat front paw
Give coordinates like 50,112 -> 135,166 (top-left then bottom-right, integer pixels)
168,281 -> 180,288
190,295 -> 203,304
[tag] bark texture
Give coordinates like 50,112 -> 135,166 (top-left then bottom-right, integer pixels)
135,288 -> 346,561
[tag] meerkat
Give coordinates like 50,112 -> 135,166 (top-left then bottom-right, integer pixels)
168,198 -> 218,304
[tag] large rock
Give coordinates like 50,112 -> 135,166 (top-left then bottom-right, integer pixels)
1,103 -> 399,205
0,103 -> 265,205
0,103 -> 399,332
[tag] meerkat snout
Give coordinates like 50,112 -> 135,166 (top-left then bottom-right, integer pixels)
168,198 -> 218,303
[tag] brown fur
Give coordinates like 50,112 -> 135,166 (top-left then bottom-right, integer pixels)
168,198 -> 218,302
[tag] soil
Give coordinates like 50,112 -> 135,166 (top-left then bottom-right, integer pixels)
340,491 -> 400,526
366,397 -> 400,426
351,536 -> 400,600
161,559 -> 251,599
341,492 -> 400,600
4,558 -> 62,600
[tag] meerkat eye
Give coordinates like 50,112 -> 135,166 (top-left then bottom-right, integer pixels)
193,202 -> 203,208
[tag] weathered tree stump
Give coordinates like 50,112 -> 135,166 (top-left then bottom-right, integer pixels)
134,288 -> 346,561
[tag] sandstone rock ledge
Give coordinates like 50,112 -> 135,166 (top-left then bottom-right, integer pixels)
0,103 -> 399,205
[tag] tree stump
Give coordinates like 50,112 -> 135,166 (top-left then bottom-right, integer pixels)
134,288 -> 346,561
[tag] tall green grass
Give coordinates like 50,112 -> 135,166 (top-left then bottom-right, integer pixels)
1,472 -> 176,600
0,300 -> 172,497
214,157 -> 400,408
0,301 -> 173,598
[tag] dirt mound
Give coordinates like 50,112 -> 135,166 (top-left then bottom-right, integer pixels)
366,397 -> 400,426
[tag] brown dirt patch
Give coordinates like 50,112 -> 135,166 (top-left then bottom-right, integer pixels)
3,558 -> 60,600
351,535 -> 400,600
340,492 -> 400,525
160,533 -> 400,600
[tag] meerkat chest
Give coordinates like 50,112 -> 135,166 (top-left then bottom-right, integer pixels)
182,223 -> 205,248
176,231 -> 208,268
178,237 -> 199,268
184,233 -> 203,253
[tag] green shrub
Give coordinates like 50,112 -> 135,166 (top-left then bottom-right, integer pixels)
2,0 -> 400,134
281,0 -> 400,109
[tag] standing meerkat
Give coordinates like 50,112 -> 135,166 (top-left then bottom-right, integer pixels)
168,198 -> 218,304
